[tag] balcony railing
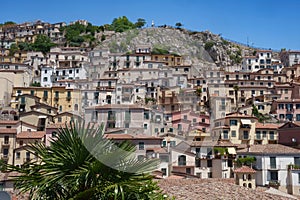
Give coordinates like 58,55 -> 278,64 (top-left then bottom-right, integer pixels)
1,154 -> 9,160
267,164 -> 281,170
1,141 -> 10,147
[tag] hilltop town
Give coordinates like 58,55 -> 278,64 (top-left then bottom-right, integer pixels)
1,18 -> 300,199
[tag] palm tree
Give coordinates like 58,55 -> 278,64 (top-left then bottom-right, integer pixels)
3,121 -> 166,200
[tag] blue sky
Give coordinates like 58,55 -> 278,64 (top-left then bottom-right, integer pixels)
1,0 -> 299,50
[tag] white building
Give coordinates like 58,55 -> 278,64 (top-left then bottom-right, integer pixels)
242,50 -> 283,72
40,65 -> 87,87
237,144 -> 300,195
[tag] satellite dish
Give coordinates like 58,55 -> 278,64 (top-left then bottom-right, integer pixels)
0,191 -> 11,200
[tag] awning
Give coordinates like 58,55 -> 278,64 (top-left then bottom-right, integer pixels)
227,147 -> 236,155
38,116 -> 47,118
241,119 -> 251,125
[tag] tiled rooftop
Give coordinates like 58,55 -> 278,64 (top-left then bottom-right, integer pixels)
237,144 -> 300,154
234,165 -> 256,173
158,179 -> 294,200
17,131 -> 46,139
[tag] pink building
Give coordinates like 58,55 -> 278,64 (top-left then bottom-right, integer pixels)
172,109 -> 210,134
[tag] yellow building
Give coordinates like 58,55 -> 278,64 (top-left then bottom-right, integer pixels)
151,54 -> 183,66
0,128 -> 17,165
12,86 -> 82,115
14,130 -> 45,167
234,165 -> 256,189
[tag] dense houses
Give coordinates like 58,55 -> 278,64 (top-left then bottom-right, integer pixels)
1,20 -> 300,197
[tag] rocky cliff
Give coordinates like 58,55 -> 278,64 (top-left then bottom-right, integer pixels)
98,27 -> 250,67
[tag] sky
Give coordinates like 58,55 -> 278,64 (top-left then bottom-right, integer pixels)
1,0 -> 300,50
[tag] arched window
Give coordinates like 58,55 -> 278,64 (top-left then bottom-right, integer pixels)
243,174 -> 247,181
178,155 -> 186,166
248,183 -> 252,188
248,174 -> 252,180
243,183 -> 247,187
74,104 -> 78,111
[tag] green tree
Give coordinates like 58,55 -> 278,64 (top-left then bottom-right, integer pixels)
32,34 -> 55,54
8,43 -> 19,56
175,22 -> 183,29
111,16 -> 136,32
237,156 -> 256,167
252,105 -> 269,123
135,18 -> 146,28
2,121 -> 166,200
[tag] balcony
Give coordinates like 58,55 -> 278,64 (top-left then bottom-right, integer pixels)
267,164 -> 281,170
242,136 -> 250,140
1,154 -> 9,160
255,136 -> 262,140
54,96 -> 59,101
1,141 -> 10,147
66,96 -> 71,101
240,124 -> 251,129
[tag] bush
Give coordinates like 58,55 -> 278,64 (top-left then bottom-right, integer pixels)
204,41 -> 214,50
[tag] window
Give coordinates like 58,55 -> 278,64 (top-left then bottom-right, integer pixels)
223,130 -> 229,139
183,115 -> 187,120
207,160 -> 212,167
186,168 -> 191,174
262,131 -> 267,138
178,155 -> 186,166
58,117 -> 62,122
230,120 -> 237,126
296,114 -> 300,121
256,131 -> 261,140
139,142 -> 144,150
43,91 -> 48,98
243,131 -> 249,139
270,157 -> 276,169
161,168 -> 167,176
3,136 -> 9,144
195,158 -> 201,167
143,124 -> 148,129
178,124 -> 182,131
231,130 -> 236,137
295,157 -> 300,166
208,172 -> 212,178
270,171 -> 278,181
144,111 -> 149,120
170,141 -> 176,147
16,152 -> 20,159
125,111 -> 131,121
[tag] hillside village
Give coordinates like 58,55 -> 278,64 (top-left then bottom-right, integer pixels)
1,19 -> 300,198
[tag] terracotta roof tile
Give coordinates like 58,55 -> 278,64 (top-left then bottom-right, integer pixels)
0,120 -> 19,125
234,166 -> 256,173
237,144 -> 300,154
17,131 -> 45,139
255,123 -> 282,129
104,133 -> 162,140
0,128 -> 17,134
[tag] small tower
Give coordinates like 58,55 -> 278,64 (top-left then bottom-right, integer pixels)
234,165 -> 256,189
151,20 -> 155,27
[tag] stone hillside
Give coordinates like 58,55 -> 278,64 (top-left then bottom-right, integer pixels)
98,27 -> 253,67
